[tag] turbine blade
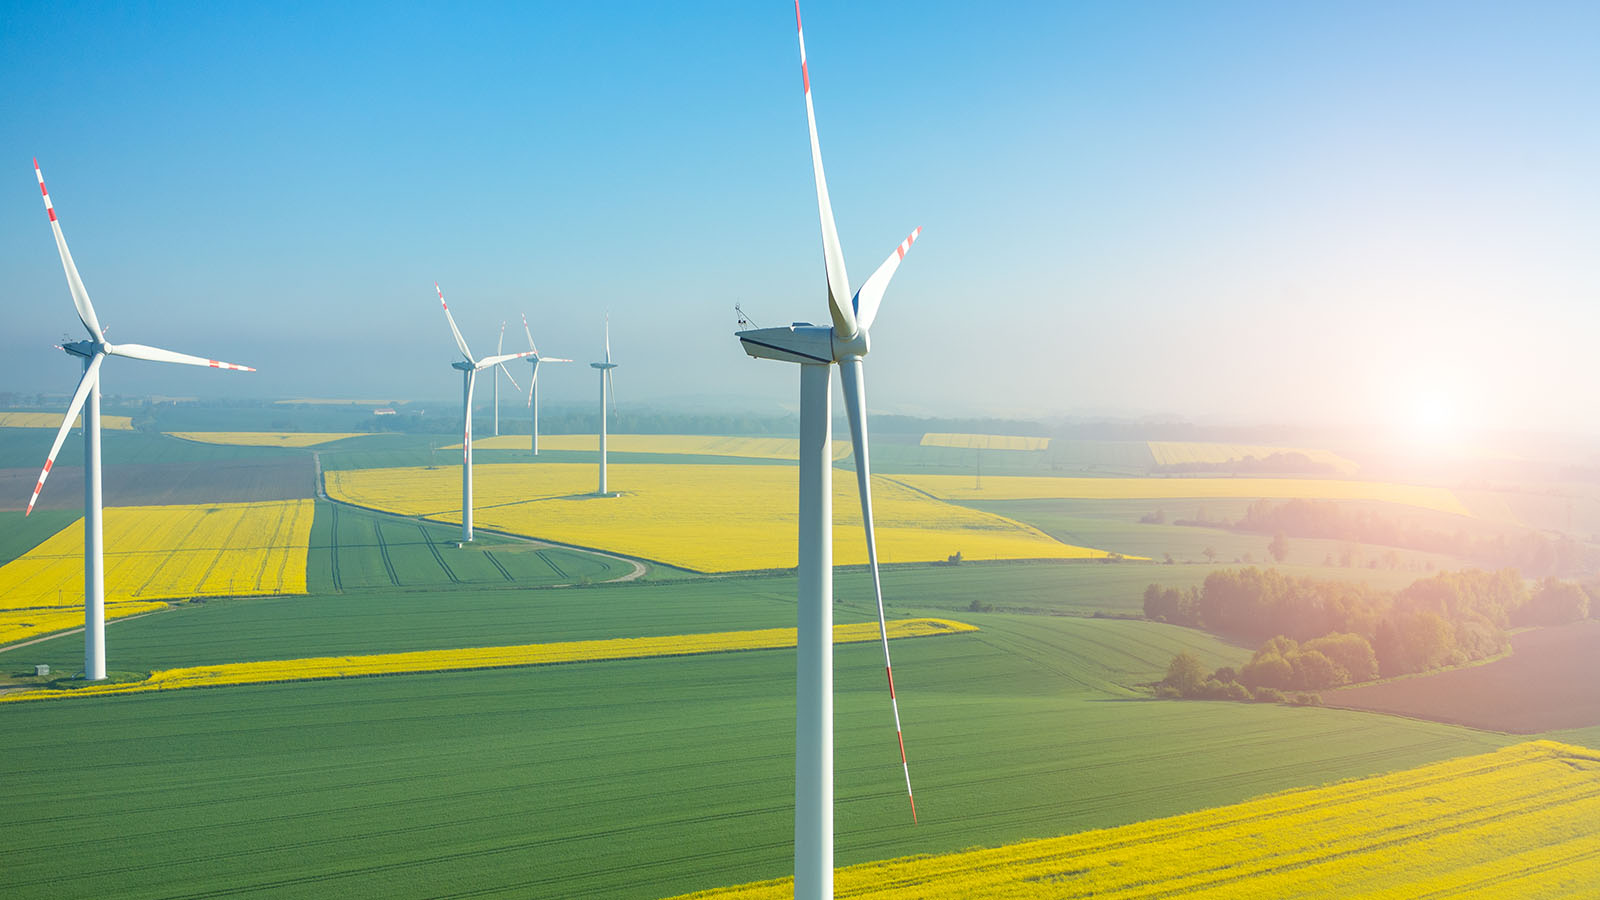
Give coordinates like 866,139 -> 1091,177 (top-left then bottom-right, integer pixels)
463,370 -> 475,462
527,359 -> 539,408
854,227 -> 921,331
541,357 -> 574,363
604,314 -> 612,364
606,368 -> 618,420
498,361 -> 522,393
436,282 -> 475,361
839,356 -> 915,823
521,313 -> 538,353
794,3 -> 855,340
108,343 -> 254,371
498,321 -> 506,356
34,160 -> 105,342
26,353 -> 104,515
476,349 -> 537,370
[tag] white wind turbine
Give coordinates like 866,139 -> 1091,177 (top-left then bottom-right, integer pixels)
490,321 -> 523,437
519,313 -> 573,456
734,5 -> 923,897
435,283 -> 537,542
590,316 -> 618,495
24,159 -> 255,681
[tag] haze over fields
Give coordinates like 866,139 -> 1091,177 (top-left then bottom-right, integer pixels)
1,1 -> 1596,435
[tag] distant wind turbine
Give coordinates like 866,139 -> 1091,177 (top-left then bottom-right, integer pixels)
590,316 -> 618,495
491,321 -> 523,437
734,5 -> 923,898
520,313 -> 573,456
436,283 -> 537,541
25,159 -> 255,681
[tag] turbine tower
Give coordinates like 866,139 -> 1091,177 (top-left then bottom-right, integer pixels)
436,283 -> 537,542
490,322 -> 523,437
590,316 -> 618,495
734,6 -> 922,898
519,313 -> 572,456
25,159 -> 254,681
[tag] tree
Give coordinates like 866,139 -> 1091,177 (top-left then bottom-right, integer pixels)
1303,633 -> 1378,683
1290,649 -> 1342,690
1239,653 -> 1293,690
1203,546 -> 1218,564
1268,533 -> 1289,563
1163,653 -> 1207,697
1512,577 -> 1589,626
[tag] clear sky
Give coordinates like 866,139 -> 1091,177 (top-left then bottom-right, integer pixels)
2,1 -> 1595,432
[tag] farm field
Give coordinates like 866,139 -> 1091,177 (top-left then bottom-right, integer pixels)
168,431 -> 372,447
920,433 -> 1049,451
1330,621 -> 1600,732
674,740 -> 1600,899
2,618 -> 974,702
0,428 -> 303,469
897,474 -> 1473,516
0,457 -> 315,512
466,433 -> 852,461
0,411 -> 134,429
1148,440 -> 1359,474
842,438 -> 1154,478
967,498 -> 1478,573
305,501 -> 634,592
0,594 -> 1517,900
0,499 -> 315,646
325,463 -> 1111,571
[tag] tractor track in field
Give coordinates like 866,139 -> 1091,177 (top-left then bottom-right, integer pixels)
327,503 -> 343,591
537,550 -> 568,578
482,551 -> 514,582
372,520 -> 400,586
418,524 -> 461,584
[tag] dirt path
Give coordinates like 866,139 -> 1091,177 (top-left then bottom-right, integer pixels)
0,608 -> 168,656
310,451 -> 649,584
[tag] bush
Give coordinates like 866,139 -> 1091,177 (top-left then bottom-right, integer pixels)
1290,692 -> 1323,706
1250,686 -> 1286,703
1223,681 -> 1252,702
1303,632 -> 1378,683
1213,666 -> 1237,683
1163,653 -> 1207,697
968,598 -> 993,613
1240,653 -> 1293,690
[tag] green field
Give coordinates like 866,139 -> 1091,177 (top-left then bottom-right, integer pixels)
0,509 -> 81,567
307,501 -> 635,593
0,429 -> 303,468
2,559 -> 1527,899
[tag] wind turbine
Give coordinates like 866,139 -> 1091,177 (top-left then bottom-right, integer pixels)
590,315 -> 618,496
25,159 -> 254,682
435,283 -> 537,541
519,313 -> 573,456
734,5 -> 922,898
490,322 -> 523,437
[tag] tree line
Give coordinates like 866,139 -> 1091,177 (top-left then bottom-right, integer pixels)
1147,566 -> 1595,701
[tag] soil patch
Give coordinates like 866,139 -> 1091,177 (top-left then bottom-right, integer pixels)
1329,620 -> 1600,732
0,457 -> 314,511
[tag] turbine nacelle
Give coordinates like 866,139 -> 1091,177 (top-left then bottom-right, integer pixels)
736,323 -> 871,367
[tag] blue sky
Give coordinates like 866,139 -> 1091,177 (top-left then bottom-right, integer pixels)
2,1 -> 1595,432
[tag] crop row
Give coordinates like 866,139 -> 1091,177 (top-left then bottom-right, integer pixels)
0,499 -> 315,644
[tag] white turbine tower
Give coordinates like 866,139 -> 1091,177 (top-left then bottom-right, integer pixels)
435,283 -> 537,542
590,316 -> 618,496
734,6 -> 922,898
490,322 -> 523,437
519,313 -> 573,456
25,159 -> 255,682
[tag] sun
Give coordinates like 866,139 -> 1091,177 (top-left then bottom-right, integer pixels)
1399,387 -> 1461,448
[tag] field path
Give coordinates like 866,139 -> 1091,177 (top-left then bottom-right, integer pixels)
309,451 -> 648,583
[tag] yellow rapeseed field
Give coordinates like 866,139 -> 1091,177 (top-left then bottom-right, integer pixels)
462,433 -> 852,460
897,474 -> 1472,517
0,499 -> 315,645
0,411 -> 133,430
1148,441 -> 1360,475
325,463 -> 1114,571
669,740 -> 1600,899
920,433 -> 1050,451
167,431 -> 368,447
0,618 -> 977,702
